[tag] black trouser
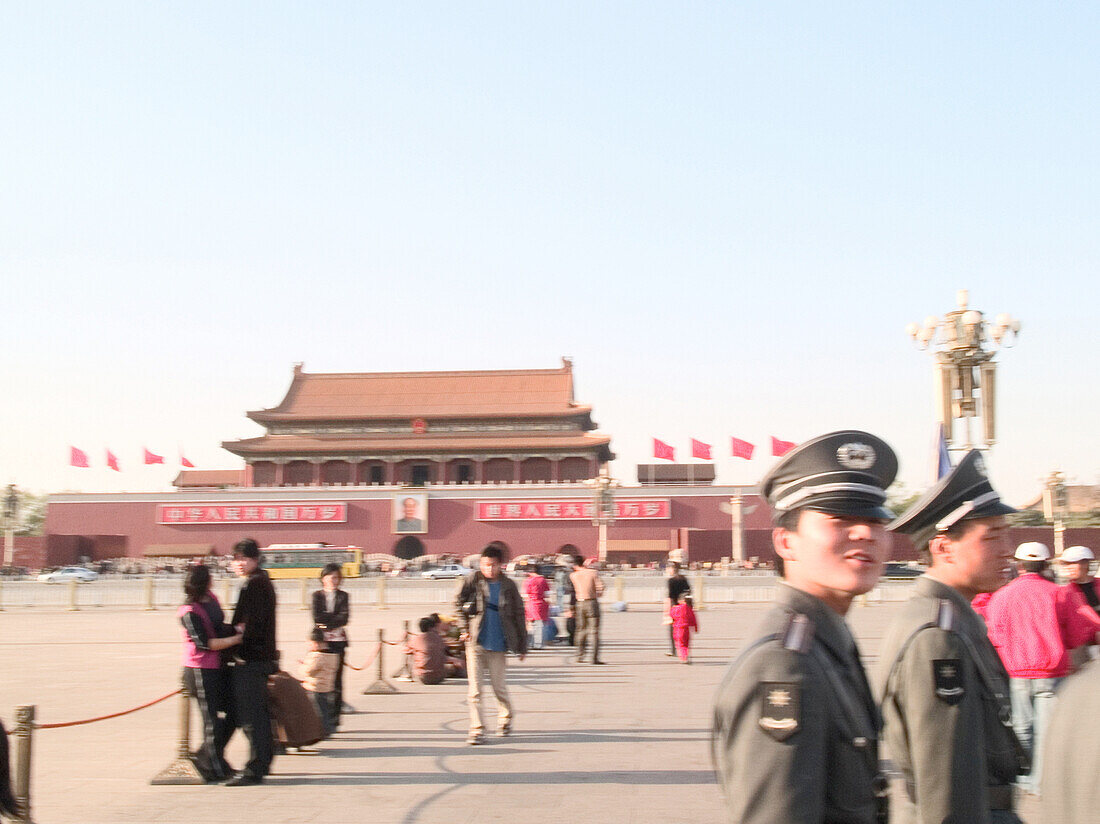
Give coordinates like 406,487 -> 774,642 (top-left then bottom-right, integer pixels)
327,641 -> 347,724
669,624 -> 676,655
229,660 -> 276,778
183,666 -> 234,780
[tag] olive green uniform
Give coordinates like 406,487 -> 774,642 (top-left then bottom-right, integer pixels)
713,583 -> 886,824
878,576 -> 1022,824
1040,660 -> 1100,824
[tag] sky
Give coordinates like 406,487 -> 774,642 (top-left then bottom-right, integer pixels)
2,2 -> 1097,507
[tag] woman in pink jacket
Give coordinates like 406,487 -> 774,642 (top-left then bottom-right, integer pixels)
523,569 -> 551,649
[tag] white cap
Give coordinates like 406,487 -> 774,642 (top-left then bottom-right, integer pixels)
1061,545 -> 1095,564
1015,541 -> 1052,561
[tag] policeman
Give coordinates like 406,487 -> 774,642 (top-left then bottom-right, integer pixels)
713,431 -> 896,824
880,450 -> 1024,823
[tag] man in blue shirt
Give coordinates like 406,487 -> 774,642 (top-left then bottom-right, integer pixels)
454,543 -> 528,745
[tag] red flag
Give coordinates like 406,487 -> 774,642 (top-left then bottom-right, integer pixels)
69,446 -> 90,468
653,438 -> 675,461
143,448 -> 164,465
771,436 -> 796,457
730,437 -> 755,460
106,450 -> 120,471
690,439 -> 712,460
180,454 -> 195,468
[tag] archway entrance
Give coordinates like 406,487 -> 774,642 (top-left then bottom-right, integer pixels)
392,535 -> 426,560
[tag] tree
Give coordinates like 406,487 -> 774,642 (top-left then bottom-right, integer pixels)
7,491 -> 47,536
886,482 -> 924,519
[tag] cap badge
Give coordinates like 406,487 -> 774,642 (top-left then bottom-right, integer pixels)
836,443 -> 875,470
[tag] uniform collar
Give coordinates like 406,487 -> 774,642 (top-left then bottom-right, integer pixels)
915,574 -> 984,627
776,582 -> 857,657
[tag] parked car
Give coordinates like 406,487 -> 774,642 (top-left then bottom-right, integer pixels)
37,566 -> 99,583
882,562 -> 923,580
422,564 -> 468,580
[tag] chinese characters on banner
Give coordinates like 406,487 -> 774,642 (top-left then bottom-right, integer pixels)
477,499 -> 671,521
157,502 -> 348,525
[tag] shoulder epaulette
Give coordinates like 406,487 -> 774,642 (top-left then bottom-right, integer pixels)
936,598 -> 955,631
782,613 -> 815,653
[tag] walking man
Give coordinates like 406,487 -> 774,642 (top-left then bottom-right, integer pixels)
713,431 -> 895,823
570,554 -> 605,664
226,538 -> 278,786
984,541 -> 1100,795
881,450 -> 1026,821
454,542 -> 527,745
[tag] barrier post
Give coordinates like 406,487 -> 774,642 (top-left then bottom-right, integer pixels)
0,579 -> 4,611
613,575 -> 624,603
362,629 -> 398,694
150,675 -> 205,785
144,576 -> 156,611
300,578 -> 309,610
393,621 -> 414,681
693,573 -> 705,611
13,705 -> 34,824
376,576 -> 387,610
67,580 -> 79,611
222,578 -> 233,609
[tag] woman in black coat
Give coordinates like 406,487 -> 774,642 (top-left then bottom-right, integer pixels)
312,563 -> 350,726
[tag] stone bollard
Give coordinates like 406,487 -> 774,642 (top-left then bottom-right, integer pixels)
613,575 -> 624,603
376,576 -> 387,610
222,578 -> 233,609
362,628 -> 398,695
67,580 -> 79,611
0,579 -> 4,611
300,578 -> 309,610
693,573 -> 705,610
13,705 -> 34,824
144,576 -> 156,611
393,621 -> 414,681
150,675 -> 205,785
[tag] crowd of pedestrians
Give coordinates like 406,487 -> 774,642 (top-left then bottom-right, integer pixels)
168,446 -> 1098,823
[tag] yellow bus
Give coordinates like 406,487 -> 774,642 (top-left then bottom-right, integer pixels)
261,544 -> 362,580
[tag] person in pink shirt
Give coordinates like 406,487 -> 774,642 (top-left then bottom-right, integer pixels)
668,592 -> 698,663
985,541 -> 1100,795
523,568 -> 551,649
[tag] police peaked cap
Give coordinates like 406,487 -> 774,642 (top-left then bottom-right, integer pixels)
888,449 -> 1015,545
760,431 -> 898,523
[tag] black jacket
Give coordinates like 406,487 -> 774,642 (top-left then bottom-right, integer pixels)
311,589 -> 350,645
231,569 -> 278,663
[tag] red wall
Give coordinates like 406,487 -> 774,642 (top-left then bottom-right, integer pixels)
44,489 -> 773,563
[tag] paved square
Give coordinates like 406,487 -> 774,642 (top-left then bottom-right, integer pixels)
0,596 -> 1040,822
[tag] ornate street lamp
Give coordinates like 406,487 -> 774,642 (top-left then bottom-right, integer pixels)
584,469 -> 620,562
1043,470 -> 1069,556
906,290 -> 1021,451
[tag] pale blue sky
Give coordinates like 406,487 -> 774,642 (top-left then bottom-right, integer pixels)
2,2 -> 1096,504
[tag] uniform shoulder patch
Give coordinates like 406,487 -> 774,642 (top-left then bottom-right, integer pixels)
758,681 -> 800,741
933,658 -> 965,704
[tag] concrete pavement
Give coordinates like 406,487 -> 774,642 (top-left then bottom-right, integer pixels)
0,598 -> 1040,823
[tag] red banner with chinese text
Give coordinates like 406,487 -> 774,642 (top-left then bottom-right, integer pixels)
477,499 -> 671,521
157,502 -> 348,525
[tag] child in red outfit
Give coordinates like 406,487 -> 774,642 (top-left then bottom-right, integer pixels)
669,593 -> 698,663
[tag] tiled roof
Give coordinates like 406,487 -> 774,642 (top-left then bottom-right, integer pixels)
172,469 -> 247,488
223,432 -> 613,458
250,359 -> 591,422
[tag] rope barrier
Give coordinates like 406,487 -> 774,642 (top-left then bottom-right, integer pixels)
35,689 -> 181,729
343,641 -> 383,671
